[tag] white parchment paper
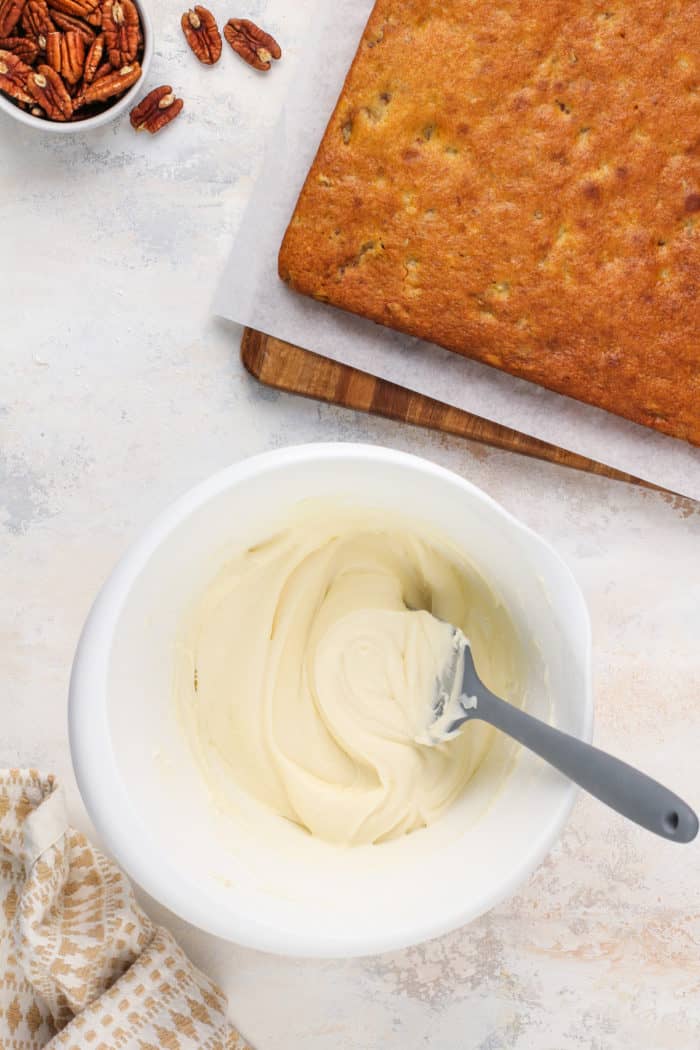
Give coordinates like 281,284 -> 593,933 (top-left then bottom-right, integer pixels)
215,0 -> 700,499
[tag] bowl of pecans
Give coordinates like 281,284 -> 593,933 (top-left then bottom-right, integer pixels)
0,0 -> 152,131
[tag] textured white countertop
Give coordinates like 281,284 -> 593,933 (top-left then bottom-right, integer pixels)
2,1 -> 699,1046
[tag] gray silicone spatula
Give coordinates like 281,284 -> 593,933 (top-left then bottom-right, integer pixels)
423,625 -> 698,843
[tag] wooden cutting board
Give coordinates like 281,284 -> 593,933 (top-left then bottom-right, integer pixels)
241,327 -> 651,487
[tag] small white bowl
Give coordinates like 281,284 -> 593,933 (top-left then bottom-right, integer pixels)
0,0 -> 152,133
69,444 -> 593,958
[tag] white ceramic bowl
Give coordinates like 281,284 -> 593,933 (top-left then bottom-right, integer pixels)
0,0 -> 152,133
69,444 -> 592,957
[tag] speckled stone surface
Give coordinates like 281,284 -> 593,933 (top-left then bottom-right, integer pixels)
1,2 -> 699,1047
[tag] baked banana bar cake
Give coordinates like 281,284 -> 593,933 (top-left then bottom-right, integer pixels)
279,0 -> 700,444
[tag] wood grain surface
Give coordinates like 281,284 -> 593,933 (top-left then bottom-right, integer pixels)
241,328 -> 651,487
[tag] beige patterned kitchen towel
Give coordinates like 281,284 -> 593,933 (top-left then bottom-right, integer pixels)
0,769 -> 252,1050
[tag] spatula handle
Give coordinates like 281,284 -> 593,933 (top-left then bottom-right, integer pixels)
475,691 -> 698,843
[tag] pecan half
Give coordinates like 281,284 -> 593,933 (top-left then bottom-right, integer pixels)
130,83 -> 183,133
64,28 -> 83,79
102,0 -> 137,68
181,6 -> 220,65
50,9 -> 94,43
22,0 -> 54,47
27,62 -> 72,118
223,18 -> 280,71
0,47 -> 32,101
46,27 -> 83,82
73,57 -> 138,105
81,26 -> 102,81
0,0 -> 26,37
44,24 -> 57,62
0,34 -> 39,61
48,0 -> 97,21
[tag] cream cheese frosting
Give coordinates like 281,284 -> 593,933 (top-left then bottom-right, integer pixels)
176,504 -> 524,847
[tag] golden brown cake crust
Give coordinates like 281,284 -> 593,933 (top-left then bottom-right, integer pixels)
279,0 -> 700,445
